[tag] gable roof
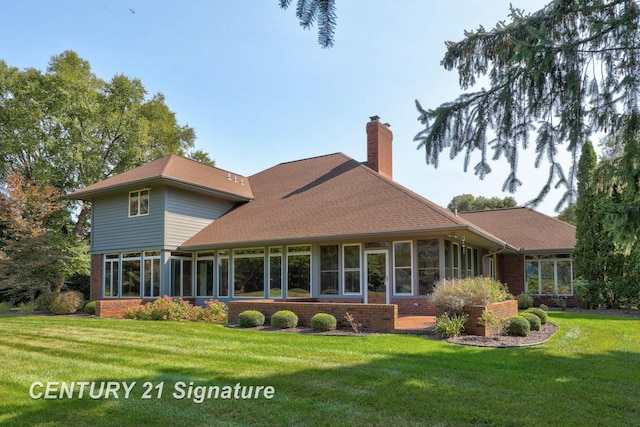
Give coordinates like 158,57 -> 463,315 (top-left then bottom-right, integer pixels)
181,153 -> 508,249
68,155 -> 253,201
459,207 -> 576,252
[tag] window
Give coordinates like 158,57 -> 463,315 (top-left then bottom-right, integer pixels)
287,245 -> 311,297
417,239 -> 439,295
343,244 -> 361,294
171,253 -> 193,297
143,251 -> 161,298
393,241 -> 412,295
122,252 -> 141,297
269,247 -> 283,298
320,245 -> 339,295
525,254 -> 574,296
233,248 -> 265,297
196,252 -> 215,297
129,189 -> 149,217
452,243 -> 460,278
104,254 -> 120,297
218,251 -> 229,297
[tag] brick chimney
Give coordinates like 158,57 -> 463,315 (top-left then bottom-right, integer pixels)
365,115 -> 393,180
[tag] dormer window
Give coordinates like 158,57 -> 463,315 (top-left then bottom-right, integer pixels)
129,189 -> 149,217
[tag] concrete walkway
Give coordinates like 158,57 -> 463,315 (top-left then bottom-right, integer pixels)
394,315 -> 436,334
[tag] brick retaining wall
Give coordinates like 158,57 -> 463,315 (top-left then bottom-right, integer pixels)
462,299 -> 519,336
228,299 -> 398,332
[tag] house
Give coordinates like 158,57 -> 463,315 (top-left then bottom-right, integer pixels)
69,116 -> 577,317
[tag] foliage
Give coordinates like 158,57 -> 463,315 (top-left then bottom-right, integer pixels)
447,193 -> 517,213
279,0 -> 337,48
415,0 -> 640,221
237,310 -> 265,328
49,291 -> 84,315
430,277 -> 511,312
124,296 -> 227,323
0,302 -> 11,312
519,312 -> 541,331
525,307 -> 548,325
310,312 -> 337,331
0,174 -> 90,303
84,301 -> 96,315
344,312 -> 362,333
270,310 -> 299,329
556,204 -> 576,225
479,309 -> 503,336
504,316 -> 530,337
434,312 -> 469,338
516,293 -> 534,309
34,292 -> 58,313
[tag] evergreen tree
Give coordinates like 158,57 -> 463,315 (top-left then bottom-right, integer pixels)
412,0 -> 640,242
447,194 -> 517,212
279,0 -> 337,48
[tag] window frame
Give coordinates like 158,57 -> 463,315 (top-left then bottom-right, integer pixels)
128,189 -> 150,217
524,254 -> 574,296
342,244 -> 362,295
393,241 -> 413,295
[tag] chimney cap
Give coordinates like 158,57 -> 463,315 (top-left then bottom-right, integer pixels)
369,115 -> 380,122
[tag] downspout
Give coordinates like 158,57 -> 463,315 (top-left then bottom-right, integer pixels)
483,243 -> 508,279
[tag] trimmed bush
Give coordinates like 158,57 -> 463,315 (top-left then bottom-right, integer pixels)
504,316 -> 530,337
35,292 -> 58,313
434,312 -> 468,338
84,300 -> 97,315
525,307 -> 548,325
311,313 -> 337,332
519,312 -> 541,331
271,310 -> 298,329
49,291 -> 84,315
238,310 -> 265,328
516,293 -> 534,309
430,277 -> 511,313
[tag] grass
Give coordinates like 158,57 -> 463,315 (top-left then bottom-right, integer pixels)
0,312 -> 639,426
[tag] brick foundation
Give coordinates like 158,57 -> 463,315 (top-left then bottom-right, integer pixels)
228,299 -> 398,332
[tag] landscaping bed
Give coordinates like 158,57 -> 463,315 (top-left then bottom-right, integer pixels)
446,322 -> 559,347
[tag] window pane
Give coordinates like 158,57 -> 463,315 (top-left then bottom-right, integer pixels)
197,260 -> 214,296
234,256 -> 265,297
122,259 -> 141,297
129,192 -> 139,216
139,190 -> 149,215
557,260 -> 572,295
218,258 -> 229,297
171,260 -> 181,296
419,270 -> 439,295
144,259 -> 152,297
417,240 -> 439,269
320,272 -> 339,294
344,271 -> 361,293
152,259 -> 160,297
288,245 -> 311,253
269,255 -> 282,297
112,262 -> 119,297
344,245 -> 360,269
104,262 -> 113,297
394,242 -> 411,267
525,262 -> 539,294
320,245 -> 339,270
395,268 -> 412,294
288,254 -> 310,297
183,260 -> 193,296
541,261 -> 555,294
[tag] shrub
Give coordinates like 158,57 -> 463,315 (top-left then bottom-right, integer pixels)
0,302 -> 12,313
238,310 -> 265,328
519,312 -> 541,331
35,292 -> 58,313
434,312 -> 468,338
194,299 -> 228,324
311,313 -> 337,332
84,300 -> 97,315
525,307 -> 548,325
430,277 -> 511,312
49,291 -> 84,315
271,310 -> 298,329
480,309 -> 503,336
124,297 -> 227,323
504,316 -> 530,336
516,293 -> 534,309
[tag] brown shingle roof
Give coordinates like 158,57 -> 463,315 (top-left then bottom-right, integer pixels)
459,207 -> 576,252
68,155 -> 253,200
182,153 -> 484,248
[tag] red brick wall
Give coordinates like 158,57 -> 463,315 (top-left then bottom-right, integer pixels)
228,300 -> 397,332
498,254 -> 525,296
392,298 -> 437,316
463,300 -> 518,336
90,254 -> 102,301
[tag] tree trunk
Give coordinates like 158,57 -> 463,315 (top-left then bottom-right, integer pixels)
73,205 -> 91,239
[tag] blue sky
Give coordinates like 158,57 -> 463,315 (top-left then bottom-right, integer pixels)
3,0 -> 571,214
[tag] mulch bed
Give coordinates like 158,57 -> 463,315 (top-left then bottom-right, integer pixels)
446,322 -> 559,348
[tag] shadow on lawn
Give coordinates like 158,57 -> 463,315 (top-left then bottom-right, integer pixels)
4,332 -> 640,427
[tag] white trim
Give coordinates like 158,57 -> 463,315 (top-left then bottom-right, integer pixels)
128,189 -> 150,218
342,244 -> 362,295
393,240 -> 413,295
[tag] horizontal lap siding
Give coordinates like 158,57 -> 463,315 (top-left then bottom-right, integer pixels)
164,188 -> 236,248
92,190 -> 164,253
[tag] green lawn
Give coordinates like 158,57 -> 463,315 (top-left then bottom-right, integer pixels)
0,312 -> 638,426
